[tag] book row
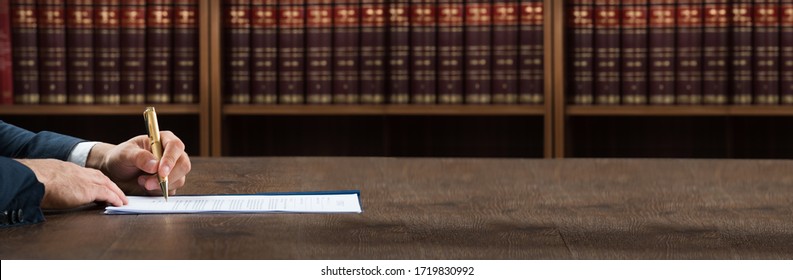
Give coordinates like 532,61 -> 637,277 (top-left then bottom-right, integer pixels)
568,0 -> 793,105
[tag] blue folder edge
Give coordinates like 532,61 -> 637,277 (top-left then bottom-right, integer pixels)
173,190 -> 363,213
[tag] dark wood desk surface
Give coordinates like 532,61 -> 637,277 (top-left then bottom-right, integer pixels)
1,157 -> 792,259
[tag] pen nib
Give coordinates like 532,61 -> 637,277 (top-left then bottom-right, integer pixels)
160,181 -> 169,202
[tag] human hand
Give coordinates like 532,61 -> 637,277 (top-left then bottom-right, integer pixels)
16,159 -> 128,209
88,131 -> 191,196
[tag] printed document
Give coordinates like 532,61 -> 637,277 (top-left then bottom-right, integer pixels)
105,193 -> 362,214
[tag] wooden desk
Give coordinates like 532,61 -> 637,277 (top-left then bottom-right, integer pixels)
1,158 -> 792,259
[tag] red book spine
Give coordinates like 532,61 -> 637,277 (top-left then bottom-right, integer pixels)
10,0 -> 38,104
387,0 -> 410,104
675,0 -> 703,104
437,0 -> 464,104
360,0 -> 385,104
333,0 -> 360,104
701,0 -> 728,105
38,0 -> 68,104
753,1 -> 780,105
305,1 -> 332,104
146,0 -> 172,103
119,0 -> 145,104
648,0 -> 675,105
731,0 -> 753,104
278,0 -> 305,104
94,0 -> 120,104
465,0 -> 492,104
173,0 -> 197,104
568,0 -> 593,104
410,0 -> 436,104
492,0 -> 519,104
782,1 -> 793,104
620,0 -> 647,105
593,0 -> 619,105
223,0 -> 249,104
66,0 -> 94,104
518,0 -> 543,104
251,0 -> 277,104
0,0 -> 13,105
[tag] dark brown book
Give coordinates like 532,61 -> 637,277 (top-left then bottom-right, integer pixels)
465,0 -> 492,104
278,0 -> 305,104
38,0 -> 68,104
702,0 -> 728,105
387,0 -> 410,104
94,0 -> 120,104
753,1 -> 780,105
491,0 -> 519,104
731,0 -> 753,104
648,0 -> 675,105
518,0 -> 543,104
593,0 -> 620,104
119,0 -> 145,104
333,0 -> 360,104
675,0 -> 703,104
250,0 -> 278,104
620,0 -> 647,105
568,0 -> 594,104
223,0 -> 250,104
305,0 -> 332,104
1,0 -> 15,104
782,1 -> 793,104
146,0 -> 172,104
173,0 -> 198,104
410,0 -> 436,104
65,0 -> 94,104
437,0 -> 464,104
359,0 -> 386,104
10,0 -> 38,104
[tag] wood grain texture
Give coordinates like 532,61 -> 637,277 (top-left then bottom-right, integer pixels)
1,157 -> 792,259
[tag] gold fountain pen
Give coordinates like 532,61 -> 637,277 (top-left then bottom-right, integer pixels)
144,107 -> 169,201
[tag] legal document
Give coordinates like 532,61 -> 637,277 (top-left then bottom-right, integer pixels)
105,192 -> 362,214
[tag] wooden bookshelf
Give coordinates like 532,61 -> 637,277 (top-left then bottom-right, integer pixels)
0,105 -> 201,115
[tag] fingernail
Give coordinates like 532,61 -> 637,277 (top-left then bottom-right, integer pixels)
146,160 -> 158,172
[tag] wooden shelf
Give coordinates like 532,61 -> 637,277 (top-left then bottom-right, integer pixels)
0,104 -> 202,115
224,104 -> 546,116
566,105 -> 793,116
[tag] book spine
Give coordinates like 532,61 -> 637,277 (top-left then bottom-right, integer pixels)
753,1 -> 780,105
731,0 -> 753,104
648,0 -> 675,105
675,0 -> 703,104
593,0 -> 619,105
278,0 -> 305,104
66,0 -> 94,104
782,1 -> 793,104
223,0 -> 249,104
437,0 -> 464,104
518,0 -> 543,104
387,0 -> 410,104
620,0 -> 647,105
119,0 -> 145,104
491,0 -> 519,104
94,0 -> 120,104
305,0 -> 332,104
250,0 -> 278,104
568,0 -> 594,104
333,0 -> 360,104
465,0 -> 492,104
702,0 -> 728,105
146,0 -> 172,103
10,0 -> 38,104
173,0 -> 197,104
38,0 -> 68,104
0,0 -> 14,104
410,0 -> 436,104
360,0 -> 385,104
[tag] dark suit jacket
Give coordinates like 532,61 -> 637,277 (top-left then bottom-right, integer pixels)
1,120 -> 83,227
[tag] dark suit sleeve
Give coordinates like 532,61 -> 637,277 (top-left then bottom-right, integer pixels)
0,120 -> 85,227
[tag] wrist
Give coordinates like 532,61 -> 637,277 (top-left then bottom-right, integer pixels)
86,143 -> 114,172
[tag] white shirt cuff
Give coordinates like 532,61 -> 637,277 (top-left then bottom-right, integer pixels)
67,141 -> 100,167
